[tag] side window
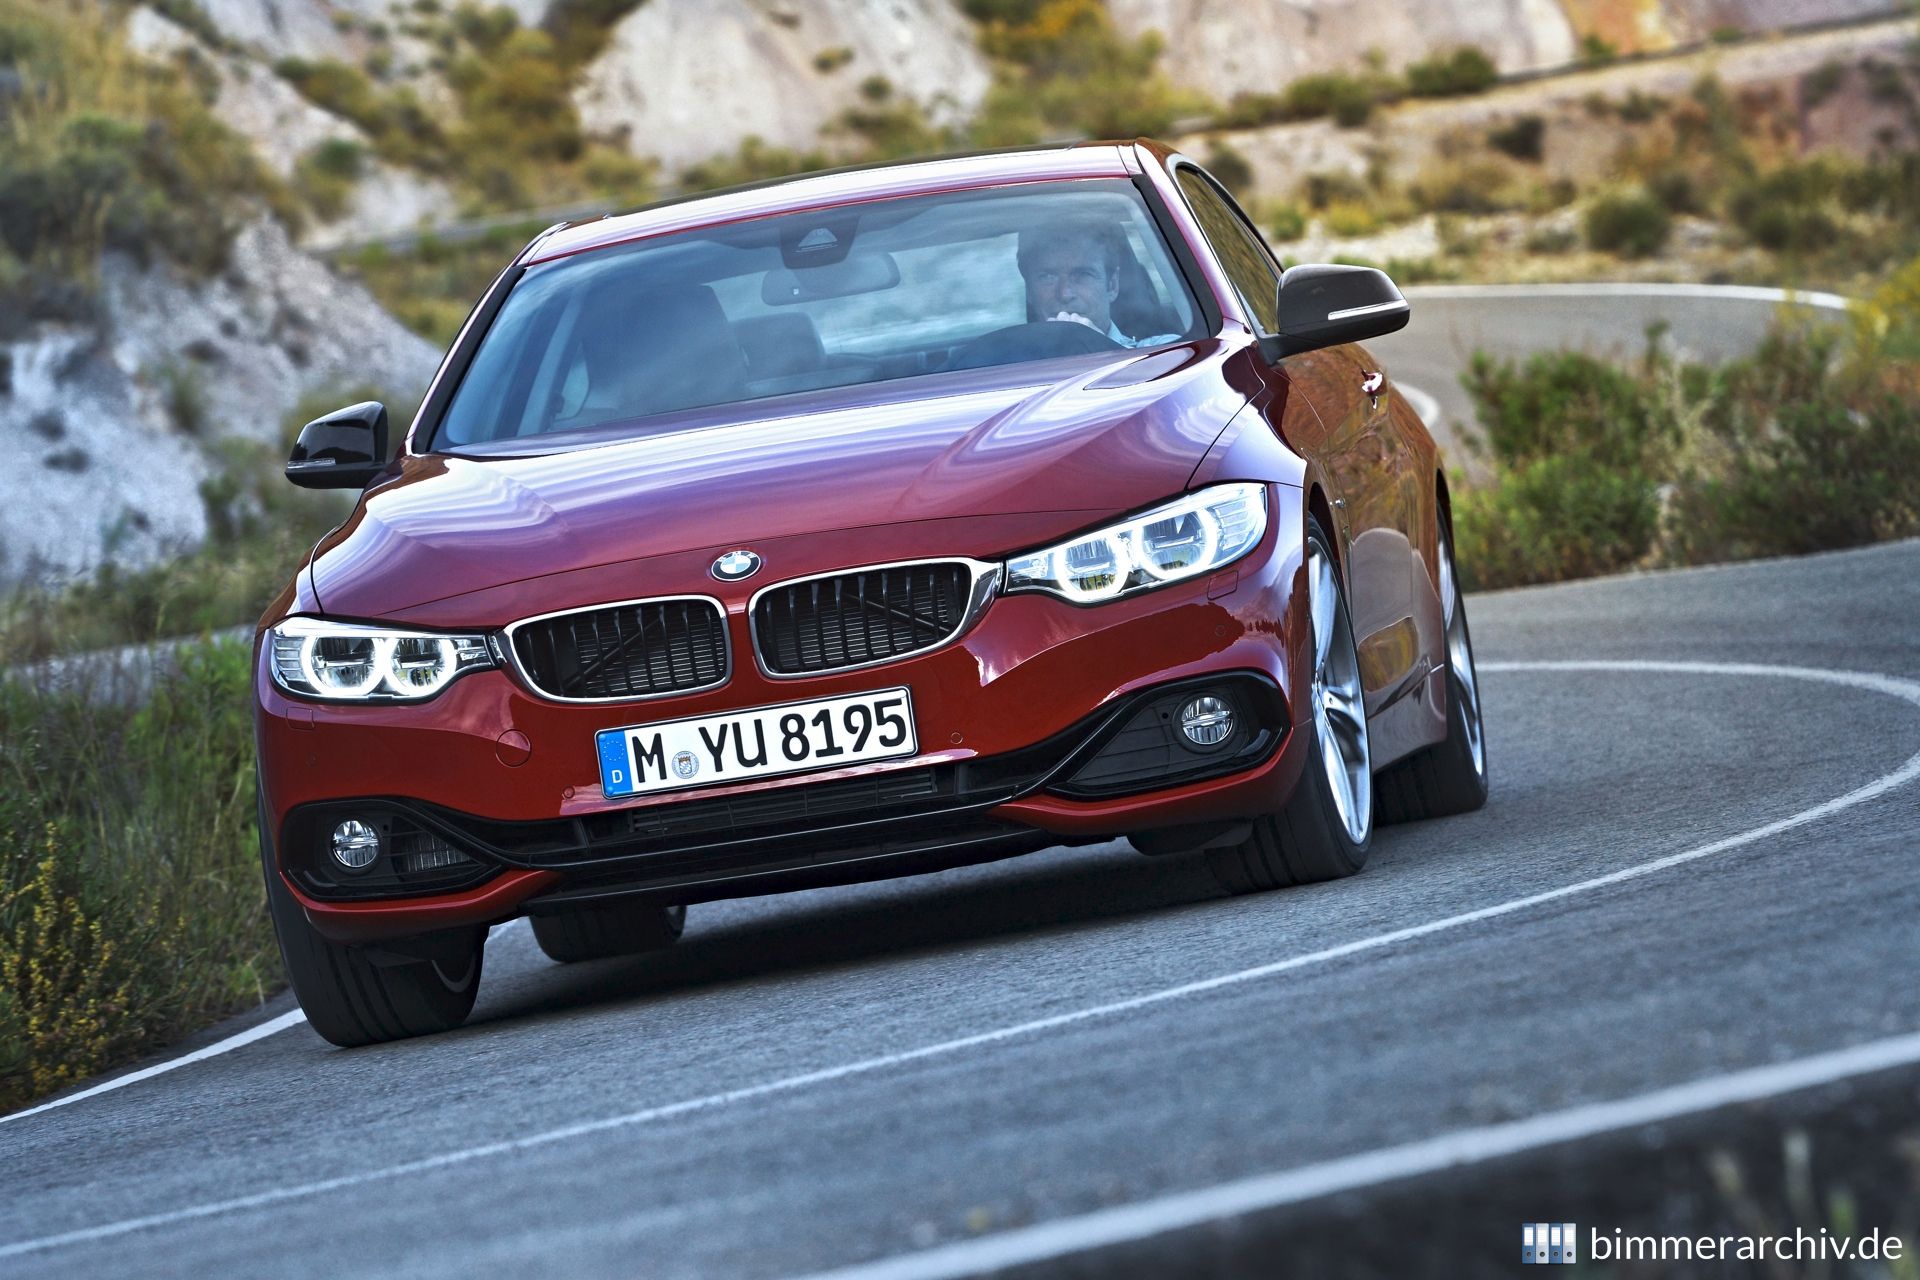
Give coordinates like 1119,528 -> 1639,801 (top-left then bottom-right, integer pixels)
1175,167 -> 1281,334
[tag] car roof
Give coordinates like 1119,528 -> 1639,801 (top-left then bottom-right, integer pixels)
525,142 -> 1143,266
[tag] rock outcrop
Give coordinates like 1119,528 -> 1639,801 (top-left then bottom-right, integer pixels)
1112,0 -> 1578,101
0,220 -> 439,588
576,0 -> 991,172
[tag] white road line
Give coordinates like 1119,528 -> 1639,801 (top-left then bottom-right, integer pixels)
790,1028 -> 1920,1280
1404,281 -> 1852,311
0,920 -> 526,1128
0,1011 -> 309,1129
3,659 -> 1914,1262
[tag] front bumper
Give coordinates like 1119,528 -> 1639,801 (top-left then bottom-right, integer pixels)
258,486 -> 1311,943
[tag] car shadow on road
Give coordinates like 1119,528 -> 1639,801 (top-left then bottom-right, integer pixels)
464,840 -> 1233,1028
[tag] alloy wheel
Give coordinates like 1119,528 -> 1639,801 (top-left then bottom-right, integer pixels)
1436,523 -> 1486,783
1308,542 -> 1372,844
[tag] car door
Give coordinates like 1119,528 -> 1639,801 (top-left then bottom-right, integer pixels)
1303,340 -> 1424,702
1169,164 -> 1419,705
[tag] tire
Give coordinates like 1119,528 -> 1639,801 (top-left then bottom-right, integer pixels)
1375,511 -> 1490,824
1207,518 -> 1373,893
531,900 -> 686,964
258,794 -> 484,1047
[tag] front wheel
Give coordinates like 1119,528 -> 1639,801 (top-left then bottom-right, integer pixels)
259,798 -> 484,1047
1208,519 -> 1373,893
257,790 -> 487,1051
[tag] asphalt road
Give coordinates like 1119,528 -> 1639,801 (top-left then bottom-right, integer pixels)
3,534 -> 1917,1276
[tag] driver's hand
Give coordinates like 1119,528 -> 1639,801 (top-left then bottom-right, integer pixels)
1047,311 -> 1099,332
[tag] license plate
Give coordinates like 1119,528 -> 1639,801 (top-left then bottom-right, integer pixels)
595,687 -> 916,799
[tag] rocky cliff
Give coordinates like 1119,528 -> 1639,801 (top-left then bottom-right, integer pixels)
0,220 -> 437,587
577,0 -> 991,171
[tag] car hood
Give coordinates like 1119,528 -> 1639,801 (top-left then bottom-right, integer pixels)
310,342 -> 1252,619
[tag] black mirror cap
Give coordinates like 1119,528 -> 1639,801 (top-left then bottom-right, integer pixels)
1259,264 -> 1410,362
286,401 -> 389,490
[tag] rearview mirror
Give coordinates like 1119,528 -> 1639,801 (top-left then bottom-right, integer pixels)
761,252 -> 901,305
286,401 -> 389,490
1259,264 -> 1410,362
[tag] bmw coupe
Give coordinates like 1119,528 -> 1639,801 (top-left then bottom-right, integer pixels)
257,140 -> 1489,1045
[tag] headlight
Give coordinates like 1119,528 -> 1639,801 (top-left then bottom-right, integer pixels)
1004,482 -> 1267,604
269,618 -> 495,702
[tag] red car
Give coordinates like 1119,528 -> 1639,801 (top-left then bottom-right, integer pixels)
258,140 -> 1488,1045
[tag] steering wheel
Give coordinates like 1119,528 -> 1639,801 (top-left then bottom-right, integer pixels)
949,320 -> 1123,371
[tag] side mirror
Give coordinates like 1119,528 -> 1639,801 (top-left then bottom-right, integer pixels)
1258,264 -> 1410,362
286,401 -> 389,490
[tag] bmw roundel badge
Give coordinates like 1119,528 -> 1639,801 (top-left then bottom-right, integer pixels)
711,549 -> 762,582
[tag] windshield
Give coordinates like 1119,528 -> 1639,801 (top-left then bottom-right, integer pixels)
433,179 -> 1204,448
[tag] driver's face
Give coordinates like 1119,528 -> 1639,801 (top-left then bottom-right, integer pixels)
1026,238 -> 1118,333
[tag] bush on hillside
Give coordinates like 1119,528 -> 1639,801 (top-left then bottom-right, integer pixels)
1584,188 -> 1672,257
1203,140 -> 1253,192
1405,46 -> 1498,98
970,0 -> 1205,142
0,1 -> 288,316
1486,114 -> 1544,162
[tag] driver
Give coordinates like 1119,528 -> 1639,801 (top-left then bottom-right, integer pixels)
1016,221 -> 1179,349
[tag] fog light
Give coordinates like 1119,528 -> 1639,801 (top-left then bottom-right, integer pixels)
1178,695 -> 1235,749
330,819 -> 381,871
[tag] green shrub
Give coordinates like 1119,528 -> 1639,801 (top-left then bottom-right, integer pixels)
1645,166 -> 1705,215
1411,157 -> 1527,215
1452,266 -> 1920,590
1801,59 -> 1847,110
1321,200 -> 1381,236
292,138 -> 366,220
681,136 -> 830,193
1584,188 -> 1672,257
1726,161 -> 1841,253
1267,202 -> 1308,241
1301,169 -> 1370,209
812,45 -> 854,73
1282,71 -> 1384,127
1668,320 -> 1920,562
970,0 -> 1206,142
1615,90 -> 1667,123
275,57 -> 449,172
1579,33 -> 1619,67
829,92 -> 951,162
1454,455 -> 1665,588
1217,91 -> 1288,129
1486,114 -> 1544,162
1524,224 -> 1579,254
1405,46 -> 1498,98
1204,141 -> 1254,193
541,0 -> 648,67
0,0 -> 288,314
1450,348 -> 1677,588
1,640 -> 273,1112
1462,348 -> 1675,472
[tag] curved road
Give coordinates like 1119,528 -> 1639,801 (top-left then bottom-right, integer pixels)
4,292 -> 1914,1279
